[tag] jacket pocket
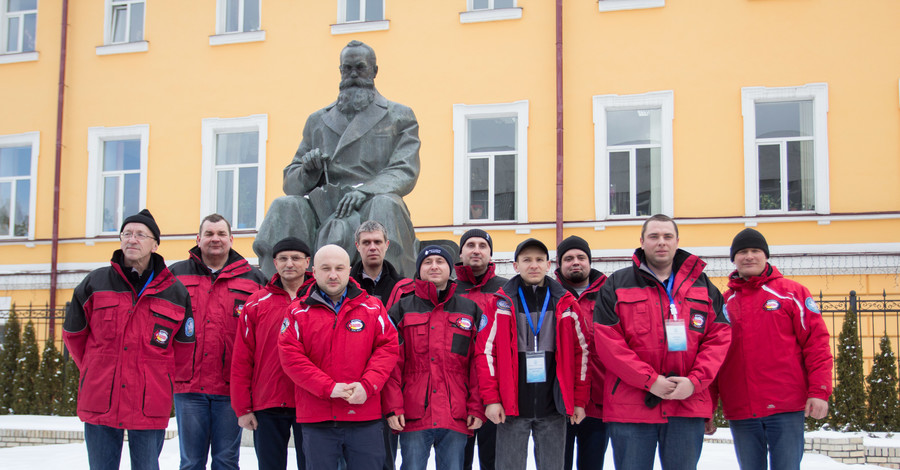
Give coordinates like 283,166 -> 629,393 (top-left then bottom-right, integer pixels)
615,294 -> 652,335
447,375 -> 469,420
91,295 -> 121,341
400,313 -> 430,355
221,342 -> 232,384
142,362 -> 174,418
77,355 -> 117,414
402,373 -> 429,420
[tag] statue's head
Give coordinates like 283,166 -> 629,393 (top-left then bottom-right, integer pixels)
340,40 -> 378,89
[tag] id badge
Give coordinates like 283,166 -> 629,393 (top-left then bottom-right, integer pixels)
665,320 -> 687,352
525,351 -> 547,383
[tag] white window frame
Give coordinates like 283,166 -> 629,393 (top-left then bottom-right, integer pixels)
597,0 -> 665,12
86,124 -> 149,238
460,0 -> 522,24
593,90 -> 674,220
210,0 -> 265,46
97,0 -> 148,55
332,0 -> 388,34
200,114 -> 267,230
0,131 -> 38,240
741,83 -> 829,216
452,100 -> 528,225
1,0 -> 37,55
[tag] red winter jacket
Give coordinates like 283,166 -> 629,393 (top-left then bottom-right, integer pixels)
383,280 -> 486,436
63,251 -> 194,430
455,263 -> 508,310
712,264 -> 833,420
278,280 -> 399,423
230,273 -> 315,417
556,268 -> 607,419
593,249 -> 731,423
475,276 -> 590,417
169,247 -> 267,395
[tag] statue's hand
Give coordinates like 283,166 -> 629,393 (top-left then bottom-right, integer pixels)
335,190 -> 366,218
299,148 -> 326,173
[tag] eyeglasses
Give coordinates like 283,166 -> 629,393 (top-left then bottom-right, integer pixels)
120,232 -> 153,241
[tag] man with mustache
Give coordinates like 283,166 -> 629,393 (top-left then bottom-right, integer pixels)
254,40 -> 420,278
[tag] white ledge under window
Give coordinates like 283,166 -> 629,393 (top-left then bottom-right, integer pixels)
209,30 -> 266,46
96,41 -> 149,56
460,8 -> 523,24
0,51 -> 39,64
330,20 -> 389,35
598,0 -> 665,13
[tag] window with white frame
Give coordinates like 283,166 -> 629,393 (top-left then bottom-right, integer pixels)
593,91 -> 673,220
0,132 -> 38,239
741,83 -> 829,216
2,0 -> 37,54
107,0 -> 144,44
86,125 -> 149,237
339,0 -> 384,23
201,115 -> 267,230
469,0 -> 515,10
218,0 -> 260,34
452,101 -> 528,225
597,0 -> 665,13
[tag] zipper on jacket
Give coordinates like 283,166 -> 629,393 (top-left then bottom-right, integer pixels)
611,378 -> 621,395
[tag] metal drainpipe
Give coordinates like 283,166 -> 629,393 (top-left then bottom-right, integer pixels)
555,0 -> 564,245
49,0 -> 70,339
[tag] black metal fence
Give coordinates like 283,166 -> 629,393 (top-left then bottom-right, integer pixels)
0,303 -> 67,352
818,290 -> 900,381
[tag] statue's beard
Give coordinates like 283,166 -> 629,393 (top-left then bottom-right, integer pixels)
337,78 -> 376,117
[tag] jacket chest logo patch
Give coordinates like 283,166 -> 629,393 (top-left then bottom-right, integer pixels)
478,315 -> 489,332
151,324 -> 173,349
764,299 -> 781,311
454,317 -> 473,331
346,319 -> 365,332
184,317 -> 195,337
691,313 -> 705,329
233,299 -> 245,317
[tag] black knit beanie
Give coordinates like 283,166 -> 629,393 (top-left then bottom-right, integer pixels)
459,229 -> 493,256
556,235 -> 591,266
416,245 -> 455,279
273,237 -> 312,258
730,228 -> 769,261
121,209 -> 161,244
514,238 -> 549,261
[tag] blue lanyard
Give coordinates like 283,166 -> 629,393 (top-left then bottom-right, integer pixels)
518,287 -> 551,351
138,270 -> 155,297
664,275 -> 678,320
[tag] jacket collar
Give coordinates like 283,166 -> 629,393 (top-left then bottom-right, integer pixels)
455,262 -> 498,288
727,263 -> 781,290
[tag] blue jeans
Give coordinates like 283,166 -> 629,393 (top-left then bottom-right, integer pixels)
399,428 -> 468,470
607,417 -> 705,470
173,393 -> 242,470
83,423 -> 165,470
254,407 -> 305,470
564,417 -> 608,470
729,411 -> 805,470
302,421 -> 385,470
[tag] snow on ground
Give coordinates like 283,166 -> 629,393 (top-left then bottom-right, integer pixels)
0,415 -> 894,469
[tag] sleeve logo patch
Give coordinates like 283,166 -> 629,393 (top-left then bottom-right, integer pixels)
805,297 -> 821,314
184,317 -> 195,337
280,318 -> 290,333
764,299 -> 781,311
346,319 -> 365,332
721,304 -> 730,323
478,315 -> 489,332
496,299 -> 511,309
691,313 -> 705,329
454,317 -> 473,330
151,324 -> 173,349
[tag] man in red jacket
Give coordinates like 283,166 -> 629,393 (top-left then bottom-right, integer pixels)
554,236 -> 608,470
593,214 -> 731,470
64,209 -> 194,470
456,229 -> 506,470
707,228 -> 832,470
384,245 -> 485,470
279,244 -> 399,470
231,237 -> 315,470
475,238 -> 589,470
169,214 -> 268,470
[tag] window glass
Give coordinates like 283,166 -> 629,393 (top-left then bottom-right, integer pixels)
216,132 -> 258,165
216,169 -> 234,225
635,147 -> 660,216
758,143 -> 781,211
225,0 -> 240,32
0,146 -> 31,177
103,140 -> 140,172
472,0 -> 489,9
469,157 -> 488,220
755,101 -> 813,138
495,0 -> 515,8
9,0 -> 38,10
787,140 -> 815,211
609,151 -> 629,216
129,2 -> 144,43
237,167 -> 257,229
243,0 -> 260,31
468,117 -> 515,152
346,0 -> 361,22
365,0 -> 383,21
494,153 -> 516,221
6,16 -> 18,51
22,11 -> 34,50
102,176 -> 120,232
0,182 -> 9,234
607,108 -> 661,146
13,178 -> 27,236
